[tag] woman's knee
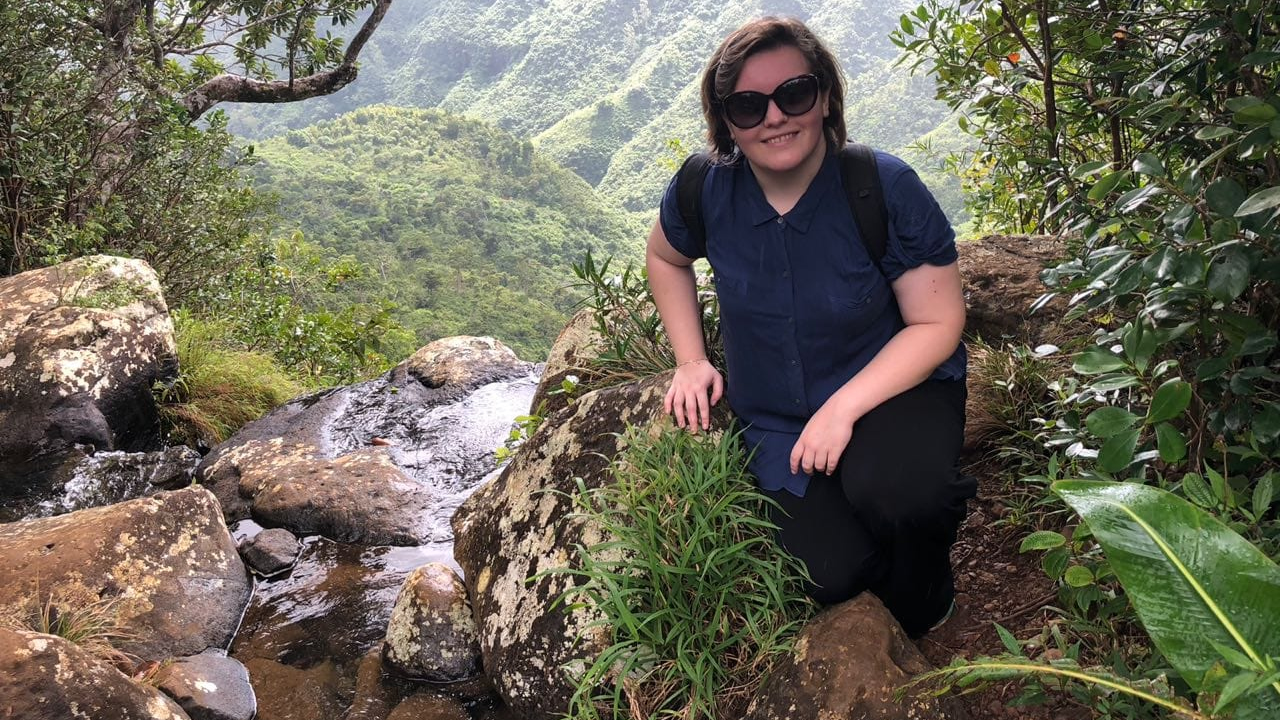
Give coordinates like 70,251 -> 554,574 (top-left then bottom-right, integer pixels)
841,458 -> 971,530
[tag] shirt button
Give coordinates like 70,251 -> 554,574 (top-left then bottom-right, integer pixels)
782,271 -> 790,278
793,398 -> 801,405
790,360 -> 798,366
787,317 -> 794,323
775,217 -> 784,224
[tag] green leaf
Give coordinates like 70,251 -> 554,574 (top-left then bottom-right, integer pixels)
1087,406 -> 1140,438
1207,466 -> 1231,506
1156,423 -> 1188,464
1253,475 -> 1274,521
1098,428 -> 1141,473
1226,97 -> 1265,113
1122,321 -> 1158,373
1064,565 -> 1095,587
1255,406 -> 1280,443
1206,177 -> 1246,217
1041,546 -> 1069,579
1131,153 -> 1164,176
983,59 -> 1001,76
1196,125 -> 1236,140
1235,186 -> 1280,217
1182,473 -> 1217,508
899,15 -> 913,34
995,623 -> 1023,656
1148,380 -> 1193,423
1090,373 -> 1141,392
1240,51 -> 1280,66
1088,170 -> 1129,201
1209,246 -> 1251,302
1235,104 -> 1278,126
1020,531 -> 1067,552
1216,671 -> 1262,714
1075,347 -> 1129,374
1072,160 -> 1111,179
1052,480 -> 1280,713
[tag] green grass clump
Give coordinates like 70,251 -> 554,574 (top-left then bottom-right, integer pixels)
559,424 -> 815,719
157,312 -> 304,446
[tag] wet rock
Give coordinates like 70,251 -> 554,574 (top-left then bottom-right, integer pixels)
744,593 -> 970,720
386,692 -> 469,720
0,486 -> 251,661
202,441 -> 434,545
404,336 -> 528,389
18,445 -> 202,520
0,255 -> 177,498
242,657 -> 346,720
156,650 -> 256,720
342,647 -> 421,720
239,527 -> 301,576
197,336 -> 537,525
383,563 -> 481,681
528,308 -> 602,418
452,371 -> 731,720
0,627 -> 190,719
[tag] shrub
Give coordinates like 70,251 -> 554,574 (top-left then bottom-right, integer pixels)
555,425 -> 814,719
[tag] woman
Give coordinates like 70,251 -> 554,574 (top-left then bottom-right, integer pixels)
645,16 -> 975,637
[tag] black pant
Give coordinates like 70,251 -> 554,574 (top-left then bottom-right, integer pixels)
762,379 -> 974,637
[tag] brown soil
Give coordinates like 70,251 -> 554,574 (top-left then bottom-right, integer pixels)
915,458 -> 1094,720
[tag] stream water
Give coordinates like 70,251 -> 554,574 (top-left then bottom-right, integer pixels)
12,369 -> 540,719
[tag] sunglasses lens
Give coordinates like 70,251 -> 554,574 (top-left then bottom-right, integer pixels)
722,75 -> 819,129
775,76 -> 818,115
724,93 -> 768,129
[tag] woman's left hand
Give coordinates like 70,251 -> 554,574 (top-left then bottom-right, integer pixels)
789,401 -> 856,476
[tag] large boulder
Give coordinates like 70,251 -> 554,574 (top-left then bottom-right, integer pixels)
382,563 -> 482,681
0,486 -> 251,661
453,371 -> 717,720
0,255 -> 177,498
745,594 -> 970,720
0,627 -> 190,720
200,440 -> 437,545
527,307 -> 602,419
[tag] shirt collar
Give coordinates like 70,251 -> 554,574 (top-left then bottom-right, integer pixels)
743,145 -> 840,233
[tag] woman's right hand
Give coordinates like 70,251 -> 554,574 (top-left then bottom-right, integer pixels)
664,359 -> 724,433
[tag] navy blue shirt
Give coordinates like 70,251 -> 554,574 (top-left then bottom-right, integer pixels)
659,147 -> 966,496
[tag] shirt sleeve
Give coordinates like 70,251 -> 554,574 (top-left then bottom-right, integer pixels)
657,170 -> 706,261
878,156 -> 957,281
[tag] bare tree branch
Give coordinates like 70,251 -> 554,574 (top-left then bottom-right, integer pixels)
179,0 -> 392,120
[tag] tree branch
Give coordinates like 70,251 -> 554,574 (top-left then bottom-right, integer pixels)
179,0 -> 392,120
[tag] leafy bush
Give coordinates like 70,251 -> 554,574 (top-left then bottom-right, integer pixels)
897,1 -> 1280,715
554,425 -> 814,719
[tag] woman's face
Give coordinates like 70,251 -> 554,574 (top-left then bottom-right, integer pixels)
726,45 -> 829,178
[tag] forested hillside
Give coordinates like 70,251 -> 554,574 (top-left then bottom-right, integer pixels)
251,105 -> 640,359
226,0 -> 957,213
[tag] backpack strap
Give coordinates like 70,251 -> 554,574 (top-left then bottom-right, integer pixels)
674,144 -> 888,270
839,142 -> 889,269
675,151 -> 713,253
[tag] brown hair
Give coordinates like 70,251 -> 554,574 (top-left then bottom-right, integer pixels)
700,17 -> 847,160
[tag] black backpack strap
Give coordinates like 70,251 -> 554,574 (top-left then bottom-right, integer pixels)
675,152 -> 713,252
839,143 -> 888,269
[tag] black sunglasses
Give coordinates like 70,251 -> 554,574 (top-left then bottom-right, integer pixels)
719,74 -> 821,129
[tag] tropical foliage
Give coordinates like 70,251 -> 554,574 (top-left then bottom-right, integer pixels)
898,0 -> 1280,714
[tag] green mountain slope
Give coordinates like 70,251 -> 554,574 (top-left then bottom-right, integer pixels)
227,0 -> 958,213
250,105 -> 642,359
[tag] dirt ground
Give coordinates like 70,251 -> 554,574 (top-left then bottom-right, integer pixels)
915,459 -> 1094,720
